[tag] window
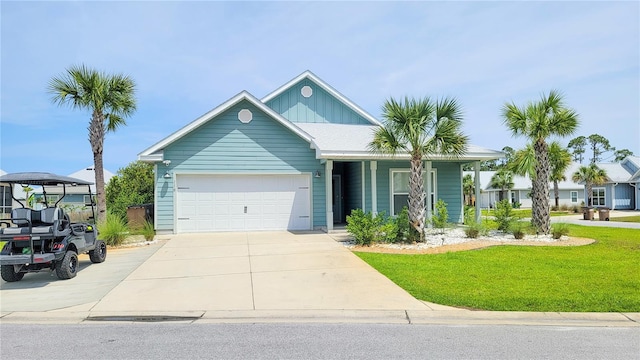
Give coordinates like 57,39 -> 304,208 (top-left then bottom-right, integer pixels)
35,194 -> 60,206
0,185 -> 11,216
84,195 -> 96,205
570,191 -> 578,203
390,169 -> 436,215
592,188 -> 605,206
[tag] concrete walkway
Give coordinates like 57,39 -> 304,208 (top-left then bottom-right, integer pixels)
1,231 -> 638,326
549,210 -> 640,229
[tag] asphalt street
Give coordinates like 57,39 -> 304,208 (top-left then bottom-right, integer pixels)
2,323 -> 638,360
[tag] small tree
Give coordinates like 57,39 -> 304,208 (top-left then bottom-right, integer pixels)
572,164 -> 608,207
431,199 -> 449,235
105,161 -> 154,221
494,199 -> 516,232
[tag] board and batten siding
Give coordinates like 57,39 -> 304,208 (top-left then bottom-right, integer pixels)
154,100 -> 326,232
265,79 -> 371,125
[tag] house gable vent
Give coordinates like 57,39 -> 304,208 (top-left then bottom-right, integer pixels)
301,85 -> 313,98
238,109 -> 253,123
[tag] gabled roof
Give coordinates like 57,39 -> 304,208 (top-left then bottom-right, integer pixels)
261,70 -> 383,126
138,91 -> 314,161
299,123 -> 504,161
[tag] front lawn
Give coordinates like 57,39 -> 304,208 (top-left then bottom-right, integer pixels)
609,216 -> 640,223
355,225 -> 640,312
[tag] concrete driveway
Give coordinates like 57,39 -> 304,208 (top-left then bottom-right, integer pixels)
1,232 -> 435,322
2,231 -> 637,326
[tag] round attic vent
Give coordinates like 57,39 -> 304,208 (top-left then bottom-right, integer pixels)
238,109 -> 252,123
301,85 -> 313,98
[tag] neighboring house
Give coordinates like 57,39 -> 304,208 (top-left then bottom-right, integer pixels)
33,167 -> 115,208
467,162 -> 585,209
583,156 -> 640,210
138,71 -> 503,234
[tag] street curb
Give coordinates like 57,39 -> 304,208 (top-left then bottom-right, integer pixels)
1,310 -> 638,327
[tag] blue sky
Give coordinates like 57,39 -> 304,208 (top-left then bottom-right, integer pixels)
1,1 -> 638,176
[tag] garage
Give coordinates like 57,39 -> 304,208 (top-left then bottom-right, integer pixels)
175,174 -> 311,233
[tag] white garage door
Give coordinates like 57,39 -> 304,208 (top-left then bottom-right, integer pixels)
176,174 -> 311,233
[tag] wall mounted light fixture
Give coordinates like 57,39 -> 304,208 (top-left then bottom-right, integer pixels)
162,159 -> 171,166
163,172 -> 171,179
314,170 -> 321,178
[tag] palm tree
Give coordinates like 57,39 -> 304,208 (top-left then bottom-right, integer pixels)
502,90 -> 578,234
548,142 -> 572,209
370,96 -> 468,240
48,65 -> 137,223
463,174 -> 475,206
572,164 -> 608,207
489,169 -> 514,202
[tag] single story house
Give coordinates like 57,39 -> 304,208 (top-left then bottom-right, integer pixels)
33,167 -> 114,208
138,71 -> 503,234
467,162 -> 585,209
585,156 -> 640,210
0,169 -> 11,219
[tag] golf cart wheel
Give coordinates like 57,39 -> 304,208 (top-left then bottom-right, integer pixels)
1,265 -> 24,282
56,251 -> 78,280
89,240 -> 107,263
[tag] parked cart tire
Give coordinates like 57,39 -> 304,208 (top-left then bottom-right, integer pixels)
89,240 -> 107,263
55,251 -> 78,280
1,265 -> 24,282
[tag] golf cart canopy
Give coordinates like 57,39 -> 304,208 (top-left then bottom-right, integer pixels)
0,172 -> 93,186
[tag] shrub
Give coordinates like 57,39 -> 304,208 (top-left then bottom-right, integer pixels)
98,212 -> 129,246
464,221 -> 487,239
346,209 -> 384,246
510,221 -> 527,239
551,223 -> 570,239
141,220 -> 155,241
395,207 -> 420,243
494,199 -> 517,232
571,205 -> 580,213
559,204 -> 569,211
463,206 -> 475,225
512,202 -> 521,209
431,199 -> 449,234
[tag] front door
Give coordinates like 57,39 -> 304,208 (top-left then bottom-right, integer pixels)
332,175 -> 342,223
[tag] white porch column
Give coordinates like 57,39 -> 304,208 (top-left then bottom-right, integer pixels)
370,161 -> 377,214
425,161 -> 432,228
475,161 -> 481,222
361,162 -> 366,210
611,183 -> 616,210
325,160 -> 333,231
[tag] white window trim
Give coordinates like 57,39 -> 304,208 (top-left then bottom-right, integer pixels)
592,187 -> 606,206
570,191 -> 578,203
389,167 -> 437,216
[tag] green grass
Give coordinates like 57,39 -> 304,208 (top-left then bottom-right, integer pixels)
355,225 -> 640,312
481,209 -> 577,218
609,216 -> 640,223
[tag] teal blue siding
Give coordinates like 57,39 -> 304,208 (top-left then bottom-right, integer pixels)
265,79 -> 371,125
344,162 -> 362,216
155,100 -> 326,232
433,162 -> 463,223
356,160 -> 464,223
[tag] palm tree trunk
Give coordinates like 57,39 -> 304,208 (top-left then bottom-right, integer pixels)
89,111 -> 107,224
554,181 -> 560,209
586,182 -> 593,207
533,139 -> 551,234
408,157 -> 425,241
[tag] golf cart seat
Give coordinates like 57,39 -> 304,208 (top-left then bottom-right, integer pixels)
0,207 -> 70,237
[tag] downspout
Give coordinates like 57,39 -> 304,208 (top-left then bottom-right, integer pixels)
474,161 -> 481,223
